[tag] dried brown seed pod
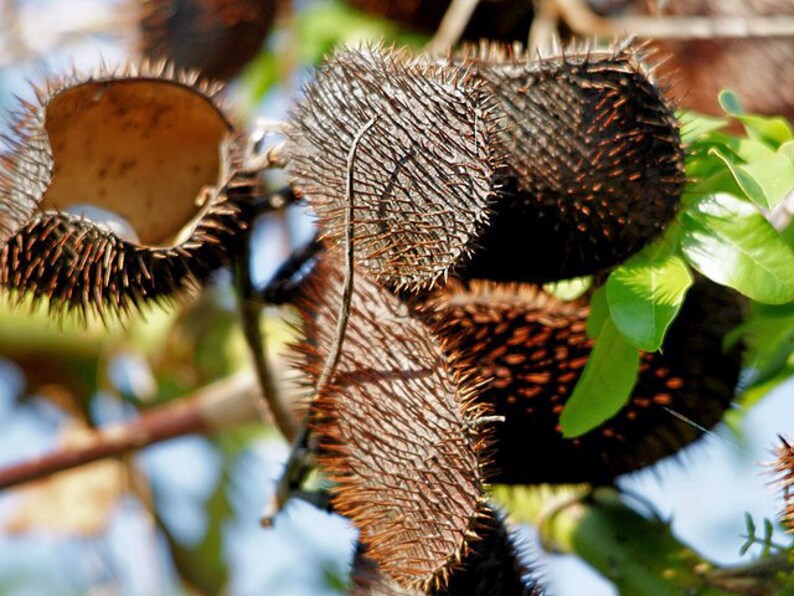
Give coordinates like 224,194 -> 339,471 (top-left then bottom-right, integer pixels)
771,436 -> 794,533
637,0 -> 794,121
0,63 -> 253,321
351,507 -> 542,595
286,45 -> 501,290
346,0 -> 535,42
452,42 -> 685,283
291,254 -> 491,591
139,0 -> 277,81
418,278 -> 743,485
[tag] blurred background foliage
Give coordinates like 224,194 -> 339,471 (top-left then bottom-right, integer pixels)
0,0 -> 792,594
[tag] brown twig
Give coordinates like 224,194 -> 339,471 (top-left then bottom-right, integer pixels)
555,0 -> 794,40
0,371 -> 260,490
262,117 -> 378,526
425,0 -> 481,54
234,231 -> 299,442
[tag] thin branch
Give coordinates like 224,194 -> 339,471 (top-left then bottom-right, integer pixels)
234,228 -> 299,442
0,371 -> 260,490
555,0 -> 794,40
425,0 -> 481,54
263,117 -> 378,526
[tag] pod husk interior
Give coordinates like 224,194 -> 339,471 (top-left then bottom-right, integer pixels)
0,64 -> 251,320
291,254 -> 491,591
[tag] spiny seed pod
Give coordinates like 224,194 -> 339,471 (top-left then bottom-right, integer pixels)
418,278 -> 742,485
637,0 -> 794,121
771,436 -> 794,533
351,508 -> 542,595
346,0 -> 535,42
286,45 -> 501,290
0,63 -> 253,322
452,42 -> 685,283
291,255 -> 491,591
139,0 -> 277,81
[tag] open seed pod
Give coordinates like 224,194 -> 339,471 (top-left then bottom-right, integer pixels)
290,254 -> 491,591
418,278 -> 743,485
286,45 -> 501,290
772,436 -> 794,533
451,42 -> 685,283
139,0 -> 277,81
635,0 -> 794,121
351,507 -> 542,595
0,63 -> 253,321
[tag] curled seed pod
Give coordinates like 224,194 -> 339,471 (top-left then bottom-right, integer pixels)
286,45 -> 501,290
0,63 -> 253,322
351,507 -> 542,595
139,0 -> 277,81
771,436 -> 794,533
452,41 -> 685,283
291,255 -> 491,591
639,0 -> 794,121
418,278 -> 743,485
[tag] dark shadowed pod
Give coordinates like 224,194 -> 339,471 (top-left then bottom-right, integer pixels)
0,63 -> 256,322
418,278 -> 743,485
346,0 -> 535,43
290,254 -> 492,592
772,436 -> 794,533
640,0 -> 794,122
139,0 -> 277,81
286,45 -> 501,290
452,42 -> 686,283
351,508 -> 542,595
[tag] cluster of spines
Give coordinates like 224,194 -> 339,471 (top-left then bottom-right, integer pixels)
286,44 -> 503,290
417,278 -> 742,485
771,436 -> 794,533
451,40 -> 686,282
350,507 -> 542,595
289,255 -> 495,592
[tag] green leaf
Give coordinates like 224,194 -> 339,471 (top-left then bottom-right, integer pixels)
681,193 -> 794,304
719,90 -> 744,115
678,110 -> 728,145
708,147 -> 768,208
736,114 -> 794,147
607,252 -> 693,352
560,318 -> 640,438
544,276 -> 592,302
586,285 -> 609,339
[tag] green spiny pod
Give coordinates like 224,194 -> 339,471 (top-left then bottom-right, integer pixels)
0,62 -> 254,322
291,254 -> 491,592
452,41 -> 685,282
286,44 -> 501,290
419,278 -> 742,485
139,0 -> 277,81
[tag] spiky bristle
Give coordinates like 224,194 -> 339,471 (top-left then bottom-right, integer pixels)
772,436 -> 794,533
286,44 -> 501,290
291,254 -> 491,591
451,40 -> 686,282
0,61 -> 253,322
351,507 -> 543,595
418,278 -> 742,484
139,0 -> 277,81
